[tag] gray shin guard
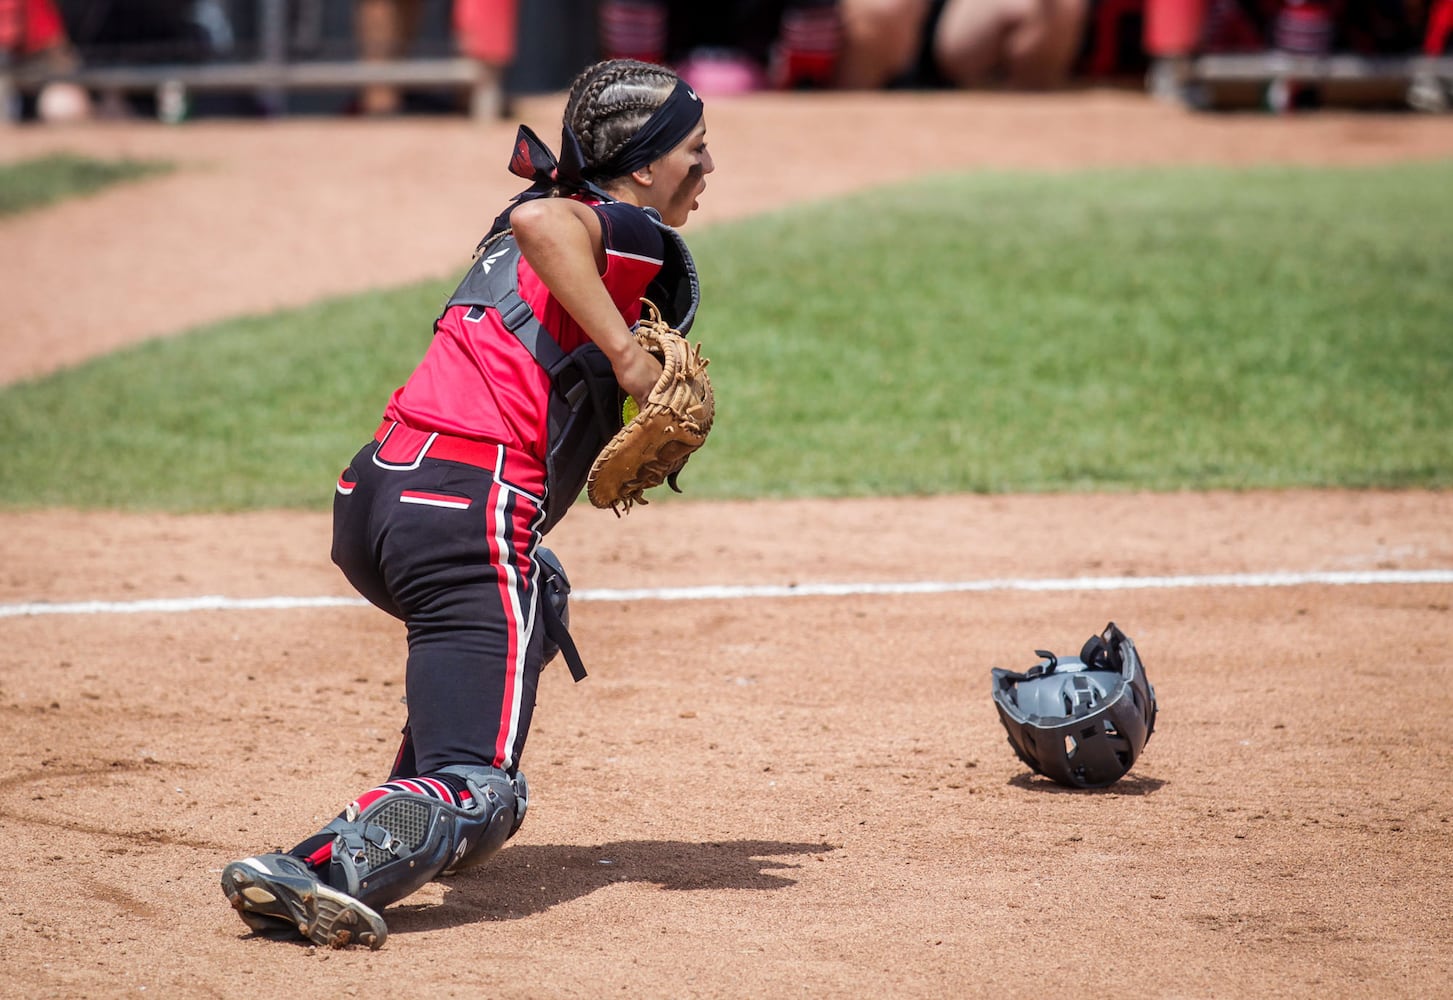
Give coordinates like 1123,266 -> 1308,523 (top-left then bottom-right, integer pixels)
323,766 -> 527,911
438,765 -> 528,872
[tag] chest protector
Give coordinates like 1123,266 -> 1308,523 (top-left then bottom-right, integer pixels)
440,208 -> 699,534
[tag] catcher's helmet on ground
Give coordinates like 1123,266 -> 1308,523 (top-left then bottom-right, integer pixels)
991,622 -> 1157,789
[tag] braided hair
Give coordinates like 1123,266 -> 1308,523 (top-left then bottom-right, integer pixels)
563,59 -> 682,182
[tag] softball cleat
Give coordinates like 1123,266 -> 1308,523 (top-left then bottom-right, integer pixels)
222,853 -> 387,950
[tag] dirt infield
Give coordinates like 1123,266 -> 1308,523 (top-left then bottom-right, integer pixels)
3,91 -> 1452,998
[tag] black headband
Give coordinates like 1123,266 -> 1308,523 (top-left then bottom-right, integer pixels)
586,78 -> 704,181
483,80 -> 703,243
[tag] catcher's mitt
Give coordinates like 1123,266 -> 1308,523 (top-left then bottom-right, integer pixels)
587,300 -> 714,515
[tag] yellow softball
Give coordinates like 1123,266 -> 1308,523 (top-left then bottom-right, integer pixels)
622,396 -> 639,424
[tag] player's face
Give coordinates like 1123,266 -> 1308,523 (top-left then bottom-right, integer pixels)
645,119 -> 713,228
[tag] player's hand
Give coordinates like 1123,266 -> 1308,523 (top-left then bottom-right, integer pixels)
611,341 -> 663,406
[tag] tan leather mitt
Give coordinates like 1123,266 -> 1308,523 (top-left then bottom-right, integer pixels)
587,300 -> 715,516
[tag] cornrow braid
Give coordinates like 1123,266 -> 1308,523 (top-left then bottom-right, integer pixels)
564,58 -> 681,180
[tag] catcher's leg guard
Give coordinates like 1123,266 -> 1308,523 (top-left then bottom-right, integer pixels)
450,766 -> 528,866
221,852 -> 387,950
323,765 -> 527,911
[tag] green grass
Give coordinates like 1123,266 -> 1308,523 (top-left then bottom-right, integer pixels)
1,161 -> 1449,511
0,153 -> 173,216
699,161 -> 1453,496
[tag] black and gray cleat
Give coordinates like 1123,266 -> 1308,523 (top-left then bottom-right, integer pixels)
222,853 -> 388,950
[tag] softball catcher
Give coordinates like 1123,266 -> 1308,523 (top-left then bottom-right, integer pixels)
221,58 -> 715,949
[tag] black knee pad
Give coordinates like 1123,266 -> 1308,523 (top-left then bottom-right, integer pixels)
323,766 -> 526,910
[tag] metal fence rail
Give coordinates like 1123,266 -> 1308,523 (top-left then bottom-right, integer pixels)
1149,52 -> 1453,111
8,52 -> 505,120
3,0 -> 598,122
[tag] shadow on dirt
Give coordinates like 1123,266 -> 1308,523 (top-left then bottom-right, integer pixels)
1006,772 -> 1166,795
388,839 -> 838,932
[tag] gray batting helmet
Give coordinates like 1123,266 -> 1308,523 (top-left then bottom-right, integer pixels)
991,622 -> 1157,789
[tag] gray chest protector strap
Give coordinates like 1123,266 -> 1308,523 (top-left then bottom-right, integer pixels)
444,235 -> 615,537
441,210 -> 700,536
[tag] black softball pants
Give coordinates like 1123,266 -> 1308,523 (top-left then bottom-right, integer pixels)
330,423 -> 550,777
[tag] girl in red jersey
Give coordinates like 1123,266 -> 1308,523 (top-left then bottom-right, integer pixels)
221,58 -> 714,950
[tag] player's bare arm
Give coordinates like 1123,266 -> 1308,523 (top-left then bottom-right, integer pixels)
511,198 -> 663,403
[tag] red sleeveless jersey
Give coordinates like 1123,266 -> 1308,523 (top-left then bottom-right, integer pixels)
383,199 -> 667,464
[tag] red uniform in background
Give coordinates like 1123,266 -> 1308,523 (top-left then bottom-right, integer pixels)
0,0 -> 67,56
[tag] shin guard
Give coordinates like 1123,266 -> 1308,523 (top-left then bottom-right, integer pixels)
322,766 -> 527,911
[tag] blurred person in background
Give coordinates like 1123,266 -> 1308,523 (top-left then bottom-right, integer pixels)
43,0 -> 233,118
598,0 -> 841,95
354,0 -> 518,116
836,0 -> 1089,89
355,0 -> 422,114
1,0 -> 92,120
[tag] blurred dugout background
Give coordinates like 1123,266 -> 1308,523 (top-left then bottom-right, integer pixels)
1,0 -> 1450,121
2,0 -> 596,119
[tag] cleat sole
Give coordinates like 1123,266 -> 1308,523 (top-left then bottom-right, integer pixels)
222,855 -> 388,950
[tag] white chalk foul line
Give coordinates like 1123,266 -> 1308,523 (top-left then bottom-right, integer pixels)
0,595 -> 370,617
581,569 -> 1453,602
2,569 -> 1450,618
